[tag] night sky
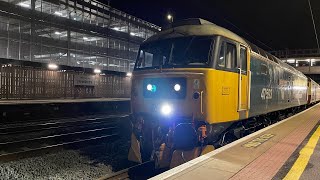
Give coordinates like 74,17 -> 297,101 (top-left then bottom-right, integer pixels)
105,0 -> 320,51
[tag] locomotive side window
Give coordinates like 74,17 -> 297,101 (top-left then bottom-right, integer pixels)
226,43 -> 236,69
240,46 -> 247,72
261,63 -> 268,75
218,42 -> 236,70
218,43 -> 226,67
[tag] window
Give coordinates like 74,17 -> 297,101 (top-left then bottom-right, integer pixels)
217,43 -> 225,68
261,63 -> 268,75
258,48 -> 268,58
240,46 -> 247,72
135,36 -> 214,69
218,42 -> 236,69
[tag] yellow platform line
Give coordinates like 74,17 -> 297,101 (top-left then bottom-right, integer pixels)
284,125 -> 320,180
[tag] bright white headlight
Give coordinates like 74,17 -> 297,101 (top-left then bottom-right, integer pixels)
147,84 -> 152,91
174,84 -> 181,91
161,104 -> 172,115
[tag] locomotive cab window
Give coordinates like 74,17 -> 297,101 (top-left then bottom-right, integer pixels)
240,46 -> 247,73
135,36 -> 214,70
218,42 -> 237,70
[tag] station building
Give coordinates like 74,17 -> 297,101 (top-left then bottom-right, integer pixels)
0,0 -> 160,100
0,0 -> 160,72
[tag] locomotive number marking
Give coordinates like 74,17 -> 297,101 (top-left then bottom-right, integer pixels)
222,87 -> 230,95
261,88 -> 272,100
242,133 -> 275,148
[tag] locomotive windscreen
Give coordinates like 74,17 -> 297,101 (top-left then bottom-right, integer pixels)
134,36 -> 214,70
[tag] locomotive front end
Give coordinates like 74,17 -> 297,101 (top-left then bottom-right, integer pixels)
128,35 -> 215,168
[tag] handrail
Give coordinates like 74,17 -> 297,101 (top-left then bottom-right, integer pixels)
200,91 -> 204,114
238,68 -> 242,112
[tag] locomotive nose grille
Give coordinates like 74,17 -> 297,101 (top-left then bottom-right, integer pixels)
143,77 -> 187,99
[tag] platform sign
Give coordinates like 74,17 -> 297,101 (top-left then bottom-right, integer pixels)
74,74 -> 95,86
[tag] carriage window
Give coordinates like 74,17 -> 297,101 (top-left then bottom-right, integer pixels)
240,46 -> 247,72
218,42 -> 236,69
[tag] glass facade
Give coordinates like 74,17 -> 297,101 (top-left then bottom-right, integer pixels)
0,0 -> 160,72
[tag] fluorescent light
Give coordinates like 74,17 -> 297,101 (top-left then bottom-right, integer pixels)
17,2 -> 30,8
48,63 -> 58,70
83,37 -> 88,40
54,11 -> 63,16
287,59 -> 295,63
126,72 -> 132,77
94,69 -> 101,74
55,31 -> 62,35
112,27 -> 120,31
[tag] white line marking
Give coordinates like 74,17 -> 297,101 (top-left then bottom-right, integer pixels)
150,104 -> 319,180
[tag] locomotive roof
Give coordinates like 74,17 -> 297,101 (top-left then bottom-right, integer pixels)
145,18 -> 249,46
144,18 -> 306,77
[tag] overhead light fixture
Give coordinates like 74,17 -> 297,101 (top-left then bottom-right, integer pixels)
167,14 -> 173,22
287,59 -> 295,63
83,37 -> 88,40
54,11 -> 63,16
112,27 -> 120,31
48,63 -> 58,70
126,72 -> 132,77
17,2 -> 30,8
130,32 -> 136,36
55,31 -> 62,35
94,68 -> 101,74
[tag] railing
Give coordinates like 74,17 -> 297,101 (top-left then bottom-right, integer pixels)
0,65 -> 131,100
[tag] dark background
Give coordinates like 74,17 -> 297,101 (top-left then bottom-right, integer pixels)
102,0 -> 320,51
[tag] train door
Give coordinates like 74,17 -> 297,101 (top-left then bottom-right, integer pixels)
238,45 -> 250,119
288,75 -> 293,102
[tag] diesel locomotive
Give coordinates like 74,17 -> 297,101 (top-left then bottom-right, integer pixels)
128,18 -> 320,168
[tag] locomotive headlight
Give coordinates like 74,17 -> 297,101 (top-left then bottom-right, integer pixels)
147,84 -> 153,91
161,104 -> 172,116
147,84 -> 157,92
174,84 -> 181,91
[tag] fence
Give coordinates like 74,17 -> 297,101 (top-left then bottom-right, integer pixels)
0,65 -> 131,100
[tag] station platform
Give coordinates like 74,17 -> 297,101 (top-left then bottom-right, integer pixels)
0,98 -> 130,122
151,104 -> 320,180
0,98 -> 130,105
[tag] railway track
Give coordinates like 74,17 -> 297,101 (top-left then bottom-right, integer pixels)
0,114 -> 130,161
0,114 -> 127,135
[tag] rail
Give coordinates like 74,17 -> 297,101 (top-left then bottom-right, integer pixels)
0,114 -> 129,161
